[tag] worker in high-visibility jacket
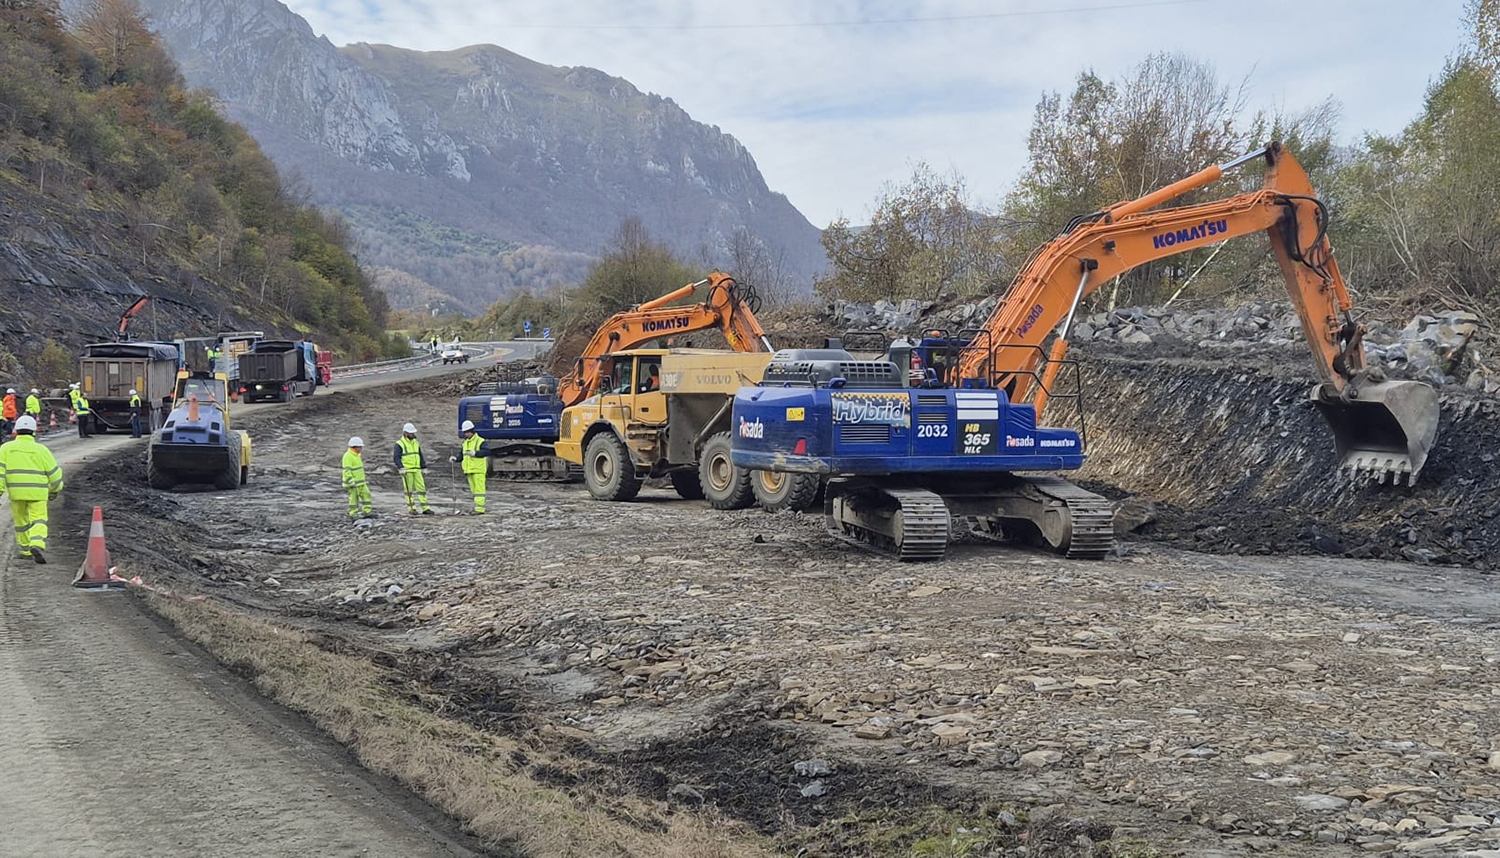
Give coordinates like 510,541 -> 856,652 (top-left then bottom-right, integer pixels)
24,389 -> 41,419
128,389 -> 145,438
74,390 -> 92,438
342,437 -> 374,520
2,388 -> 17,436
392,422 -> 432,515
449,420 -> 488,514
0,416 -> 63,564
67,383 -> 81,411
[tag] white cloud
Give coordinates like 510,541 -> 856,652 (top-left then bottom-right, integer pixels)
288,0 -> 1467,225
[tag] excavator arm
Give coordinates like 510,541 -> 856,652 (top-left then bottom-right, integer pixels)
116,297 -> 149,341
557,272 -> 772,406
957,142 -> 1438,484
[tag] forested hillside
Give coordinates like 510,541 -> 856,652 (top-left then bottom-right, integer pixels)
816,2 -> 1500,328
0,0 -> 403,383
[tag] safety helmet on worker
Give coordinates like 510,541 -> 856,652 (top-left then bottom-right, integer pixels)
402,422 -> 417,434
348,436 -> 364,448
460,420 -> 476,432
5,388 -> 13,394
70,383 -> 79,390
29,388 -> 38,394
13,415 -> 36,433
128,389 -> 138,396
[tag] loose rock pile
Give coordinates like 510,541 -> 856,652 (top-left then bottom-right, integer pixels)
815,299 -> 1491,391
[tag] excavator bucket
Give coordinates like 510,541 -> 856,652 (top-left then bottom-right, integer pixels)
1311,380 -> 1440,485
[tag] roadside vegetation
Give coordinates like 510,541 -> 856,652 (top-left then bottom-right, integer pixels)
0,0 -> 407,360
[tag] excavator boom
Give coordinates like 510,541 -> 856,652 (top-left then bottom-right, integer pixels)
558,272 -> 771,405
956,142 -> 1439,485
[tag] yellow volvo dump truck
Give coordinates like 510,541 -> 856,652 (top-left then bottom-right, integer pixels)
555,348 -> 779,508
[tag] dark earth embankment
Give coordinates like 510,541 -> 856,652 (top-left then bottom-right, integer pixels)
1076,350 -> 1500,568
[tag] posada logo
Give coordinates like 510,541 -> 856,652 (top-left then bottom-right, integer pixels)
738,416 -> 765,439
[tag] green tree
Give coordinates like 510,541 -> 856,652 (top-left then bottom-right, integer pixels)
816,163 -> 1008,304
573,217 -> 700,322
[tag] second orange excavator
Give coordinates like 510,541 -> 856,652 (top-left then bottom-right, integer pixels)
935,142 -> 1438,485
458,272 -> 772,480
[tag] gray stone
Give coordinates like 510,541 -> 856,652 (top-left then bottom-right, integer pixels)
793,758 -> 832,777
1295,794 -> 1351,812
799,780 -> 827,798
1019,749 -> 1064,768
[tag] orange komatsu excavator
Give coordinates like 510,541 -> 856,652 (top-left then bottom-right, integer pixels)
557,271 -> 773,407
948,142 -> 1439,485
462,271 -> 772,480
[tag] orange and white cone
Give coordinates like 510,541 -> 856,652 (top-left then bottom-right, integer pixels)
49,412 -> 58,432
72,506 -> 118,590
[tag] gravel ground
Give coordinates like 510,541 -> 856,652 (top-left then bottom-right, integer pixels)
78,377 -> 1500,857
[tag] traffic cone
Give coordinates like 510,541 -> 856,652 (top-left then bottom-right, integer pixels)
68,409 -> 76,425
72,506 -> 118,590
49,411 -> 58,432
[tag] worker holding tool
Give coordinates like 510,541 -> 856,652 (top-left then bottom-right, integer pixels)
0,416 -> 63,564
393,422 -> 432,515
449,420 -> 488,514
342,437 -> 374,520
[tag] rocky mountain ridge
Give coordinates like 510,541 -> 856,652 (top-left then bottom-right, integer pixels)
89,0 -> 828,311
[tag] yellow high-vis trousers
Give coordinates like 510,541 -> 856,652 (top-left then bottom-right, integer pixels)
10,499 -> 48,556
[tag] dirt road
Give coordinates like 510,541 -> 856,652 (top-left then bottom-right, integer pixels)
75,375 -> 1500,857
0,360 -> 491,857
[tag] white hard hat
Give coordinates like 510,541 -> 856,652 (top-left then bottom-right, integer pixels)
13,416 -> 36,432
70,383 -> 79,389
128,389 -> 137,396
5,388 -> 13,394
402,422 -> 417,434
29,389 -> 38,394
460,420 -> 476,432
348,436 -> 364,447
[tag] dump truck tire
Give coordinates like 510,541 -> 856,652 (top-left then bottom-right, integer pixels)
584,432 -> 640,502
699,432 -> 754,510
145,440 -> 175,490
752,470 -> 821,513
670,469 -> 705,500
214,433 -> 242,491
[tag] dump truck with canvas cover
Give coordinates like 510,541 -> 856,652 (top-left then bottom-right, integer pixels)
554,349 -> 774,507
146,371 -> 252,490
78,341 -> 181,434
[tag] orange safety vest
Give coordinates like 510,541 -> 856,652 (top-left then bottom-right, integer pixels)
1,395 -> 16,419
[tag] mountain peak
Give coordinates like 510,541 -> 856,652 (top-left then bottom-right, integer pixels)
111,0 -> 825,309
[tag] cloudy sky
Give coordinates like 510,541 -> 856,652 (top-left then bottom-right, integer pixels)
285,0 -> 1467,227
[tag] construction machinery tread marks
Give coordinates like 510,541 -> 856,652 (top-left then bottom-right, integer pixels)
699,431 -> 754,510
824,482 -> 951,562
752,469 -> 821,512
584,431 -> 641,501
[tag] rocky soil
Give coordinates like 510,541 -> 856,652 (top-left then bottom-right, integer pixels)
77,376 -> 1500,857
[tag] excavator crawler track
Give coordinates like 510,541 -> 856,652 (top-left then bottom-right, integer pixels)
825,482 -> 951,562
953,476 -> 1114,560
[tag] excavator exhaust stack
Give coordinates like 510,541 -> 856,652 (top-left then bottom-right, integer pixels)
1311,379 -> 1440,486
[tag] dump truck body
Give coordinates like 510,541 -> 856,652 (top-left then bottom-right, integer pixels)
237,340 -> 318,402
78,341 -> 182,434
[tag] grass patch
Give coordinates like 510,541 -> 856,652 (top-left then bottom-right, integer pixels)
144,592 -> 769,858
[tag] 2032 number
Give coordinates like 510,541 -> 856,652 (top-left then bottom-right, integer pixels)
917,424 -> 949,438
